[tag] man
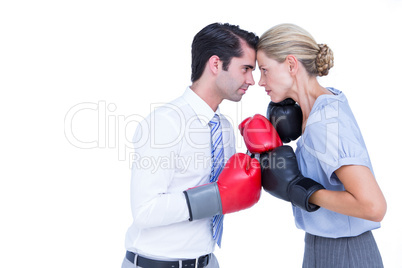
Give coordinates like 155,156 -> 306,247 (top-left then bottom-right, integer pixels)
122,23 -> 259,268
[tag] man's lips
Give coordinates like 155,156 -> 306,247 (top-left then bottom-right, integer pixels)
240,88 -> 248,94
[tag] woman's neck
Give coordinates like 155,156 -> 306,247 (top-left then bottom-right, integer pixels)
291,77 -> 333,132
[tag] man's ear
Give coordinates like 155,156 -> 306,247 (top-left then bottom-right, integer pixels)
208,55 -> 221,75
286,55 -> 298,75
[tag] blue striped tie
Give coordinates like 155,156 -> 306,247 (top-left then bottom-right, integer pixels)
209,114 -> 225,247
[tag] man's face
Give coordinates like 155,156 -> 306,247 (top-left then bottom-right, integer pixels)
216,42 -> 256,102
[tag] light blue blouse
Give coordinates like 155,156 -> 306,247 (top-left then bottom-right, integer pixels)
294,87 -> 380,238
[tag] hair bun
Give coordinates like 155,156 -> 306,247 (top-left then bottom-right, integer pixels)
316,44 -> 334,76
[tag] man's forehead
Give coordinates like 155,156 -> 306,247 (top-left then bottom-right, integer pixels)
239,51 -> 257,69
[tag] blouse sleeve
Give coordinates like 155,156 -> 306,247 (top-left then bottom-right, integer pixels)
306,100 -> 372,186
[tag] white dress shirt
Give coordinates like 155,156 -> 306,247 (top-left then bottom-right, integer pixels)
124,87 -> 236,259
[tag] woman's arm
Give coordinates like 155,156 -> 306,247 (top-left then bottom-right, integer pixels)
309,165 -> 386,222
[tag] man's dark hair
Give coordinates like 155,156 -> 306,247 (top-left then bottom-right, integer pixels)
191,23 -> 259,82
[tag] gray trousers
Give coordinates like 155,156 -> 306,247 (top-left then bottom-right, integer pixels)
121,253 -> 219,268
303,231 -> 383,268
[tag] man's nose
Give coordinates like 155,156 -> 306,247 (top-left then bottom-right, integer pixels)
247,73 -> 255,86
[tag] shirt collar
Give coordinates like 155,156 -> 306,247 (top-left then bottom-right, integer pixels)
182,86 -> 220,126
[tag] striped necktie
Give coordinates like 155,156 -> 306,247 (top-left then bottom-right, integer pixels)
209,114 -> 225,247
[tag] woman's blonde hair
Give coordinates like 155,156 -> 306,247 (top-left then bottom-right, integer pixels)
257,23 -> 334,77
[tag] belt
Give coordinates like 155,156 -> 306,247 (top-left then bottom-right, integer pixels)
126,251 -> 210,268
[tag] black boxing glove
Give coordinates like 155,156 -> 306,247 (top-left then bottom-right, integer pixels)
267,98 -> 302,143
260,145 -> 324,212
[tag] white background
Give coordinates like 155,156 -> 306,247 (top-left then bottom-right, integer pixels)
1,0 -> 402,267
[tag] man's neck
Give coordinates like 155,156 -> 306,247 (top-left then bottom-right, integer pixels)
190,82 -> 222,112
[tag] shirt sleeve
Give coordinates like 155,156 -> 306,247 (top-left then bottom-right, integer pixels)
129,110 -> 190,229
306,101 -> 372,186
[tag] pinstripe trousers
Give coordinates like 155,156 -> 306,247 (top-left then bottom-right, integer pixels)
302,231 -> 383,268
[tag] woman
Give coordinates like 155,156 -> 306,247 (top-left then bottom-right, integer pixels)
257,23 -> 387,267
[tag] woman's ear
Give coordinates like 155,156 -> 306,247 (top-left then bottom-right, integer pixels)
286,55 -> 298,75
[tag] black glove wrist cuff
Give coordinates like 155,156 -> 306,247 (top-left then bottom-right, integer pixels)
289,176 -> 325,212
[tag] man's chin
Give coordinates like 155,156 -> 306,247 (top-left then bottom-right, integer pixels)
231,93 -> 244,102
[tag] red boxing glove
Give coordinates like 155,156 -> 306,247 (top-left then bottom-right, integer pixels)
184,153 -> 261,220
239,114 -> 283,154
238,116 -> 251,136
219,153 -> 261,214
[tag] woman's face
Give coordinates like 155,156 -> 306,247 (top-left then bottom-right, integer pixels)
257,50 -> 293,102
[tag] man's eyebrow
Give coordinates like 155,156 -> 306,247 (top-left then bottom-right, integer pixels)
244,64 -> 255,70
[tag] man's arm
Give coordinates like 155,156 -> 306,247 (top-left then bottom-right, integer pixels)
129,113 -> 189,229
